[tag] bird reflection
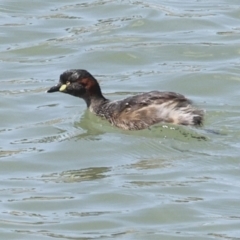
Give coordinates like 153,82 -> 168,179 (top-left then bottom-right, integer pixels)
42,167 -> 110,183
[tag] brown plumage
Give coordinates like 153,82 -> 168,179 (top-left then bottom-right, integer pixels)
47,69 -> 204,130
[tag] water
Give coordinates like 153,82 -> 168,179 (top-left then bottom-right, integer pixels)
1,0 -> 240,239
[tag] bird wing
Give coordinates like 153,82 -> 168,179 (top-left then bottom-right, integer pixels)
118,91 -> 191,112
109,91 -> 192,130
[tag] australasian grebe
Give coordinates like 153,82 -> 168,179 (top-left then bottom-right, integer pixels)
47,69 -> 204,130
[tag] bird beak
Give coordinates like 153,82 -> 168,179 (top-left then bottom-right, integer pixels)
47,83 -> 61,93
47,82 -> 70,93
59,84 -> 67,92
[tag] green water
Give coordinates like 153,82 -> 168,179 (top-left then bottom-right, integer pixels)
1,1 -> 240,239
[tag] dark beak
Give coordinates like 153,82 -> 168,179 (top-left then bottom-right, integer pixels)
47,83 -> 61,93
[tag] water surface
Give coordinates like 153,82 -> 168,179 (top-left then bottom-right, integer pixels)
1,0 -> 240,239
